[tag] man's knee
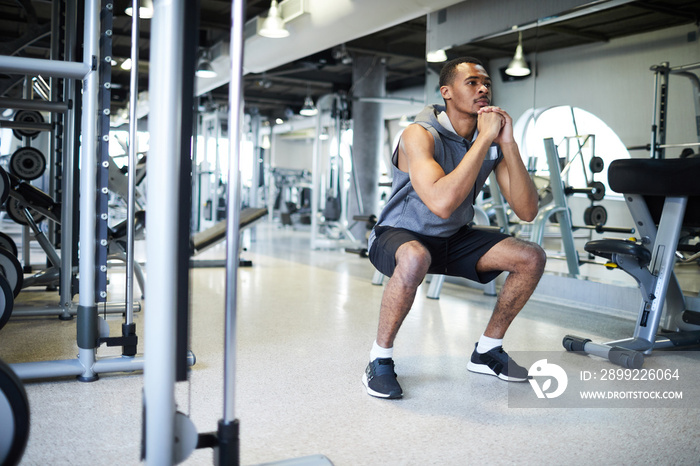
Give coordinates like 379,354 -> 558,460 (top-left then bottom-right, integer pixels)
517,240 -> 547,275
395,241 -> 431,280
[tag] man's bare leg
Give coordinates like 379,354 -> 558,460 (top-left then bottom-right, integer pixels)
376,240 -> 432,348
476,237 -> 546,338
467,237 -> 546,381
363,240 -> 431,399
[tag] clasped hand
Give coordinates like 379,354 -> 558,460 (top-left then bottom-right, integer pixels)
477,106 -> 514,145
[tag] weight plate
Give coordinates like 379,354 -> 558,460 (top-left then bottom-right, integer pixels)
589,156 -> 605,174
0,357 -> 30,464
0,248 -> 23,298
4,199 -> 45,227
0,166 -> 9,205
0,233 -> 18,257
9,147 -> 46,181
584,205 -> 608,226
587,181 -> 606,201
0,275 -> 14,332
12,110 -> 44,140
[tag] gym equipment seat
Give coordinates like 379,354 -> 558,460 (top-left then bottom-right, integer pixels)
564,157 -> 700,368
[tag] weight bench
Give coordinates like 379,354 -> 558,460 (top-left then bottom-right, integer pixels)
190,207 -> 268,267
564,157 -> 700,368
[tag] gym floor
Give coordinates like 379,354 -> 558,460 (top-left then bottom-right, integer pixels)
2,220 -> 699,465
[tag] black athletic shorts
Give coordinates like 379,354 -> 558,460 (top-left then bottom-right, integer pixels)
369,225 -> 509,284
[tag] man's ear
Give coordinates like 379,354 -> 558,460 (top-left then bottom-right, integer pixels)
440,85 -> 451,101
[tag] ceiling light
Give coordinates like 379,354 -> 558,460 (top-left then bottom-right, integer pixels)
426,49 -> 447,63
300,95 -> 318,117
275,118 -> 284,125
120,58 -> 132,70
505,32 -> 531,77
125,0 -> 154,19
259,0 -> 289,39
196,58 -> 217,78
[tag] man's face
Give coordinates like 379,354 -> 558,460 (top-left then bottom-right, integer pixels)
441,62 -> 492,115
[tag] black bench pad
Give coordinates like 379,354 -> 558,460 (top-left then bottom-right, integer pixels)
585,239 -> 652,267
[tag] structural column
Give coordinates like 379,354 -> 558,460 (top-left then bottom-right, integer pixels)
350,54 -> 385,240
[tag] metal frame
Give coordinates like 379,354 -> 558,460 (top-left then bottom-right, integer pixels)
143,0 -> 185,460
648,61 -> 700,158
565,192 -> 700,368
6,0 -> 154,382
530,137 -> 580,276
311,93 -> 357,250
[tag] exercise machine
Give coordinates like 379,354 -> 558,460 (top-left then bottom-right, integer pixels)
2,0 -> 164,381
142,1 -> 331,464
626,61 -> 700,159
530,138 -> 633,276
310,93 -> 358,250
564,157 -> 700,368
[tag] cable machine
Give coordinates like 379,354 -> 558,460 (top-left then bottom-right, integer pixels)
142,1 -> 331,464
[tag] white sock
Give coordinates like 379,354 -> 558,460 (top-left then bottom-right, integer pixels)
476,335 -> 503,354
370,340 -> 393,361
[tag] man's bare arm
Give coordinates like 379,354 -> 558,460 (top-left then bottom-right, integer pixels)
399,112 -> 503,219
483,107 -> 538,221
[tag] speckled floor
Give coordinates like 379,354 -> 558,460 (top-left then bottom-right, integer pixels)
1,221 -> 699,465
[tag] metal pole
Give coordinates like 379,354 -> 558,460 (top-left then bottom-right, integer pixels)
60,0 -> 78,318
48,0 -> 61,249
670,62 -> 700,72
0,55 -> 89,79
145,0 -> 183,462
217,1 -> 245,463
311,94 -> 334,250
125,0 -> 140,324
0,98 -> 69,113
543,138 -> 580,276
78,0 -> 99,311
223,0 -> 245,426
250,112 -> 261,208
311,100 -> 322,250
76,0 -> 100,381
650,66 -> 659,159
21,78 -> 31,274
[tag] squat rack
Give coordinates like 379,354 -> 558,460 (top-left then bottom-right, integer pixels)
0,0 -> 156,381
626,61 -> 700,158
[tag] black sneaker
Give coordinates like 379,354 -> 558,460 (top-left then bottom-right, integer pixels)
467,344 -> 529,382
362,358 -> 403,399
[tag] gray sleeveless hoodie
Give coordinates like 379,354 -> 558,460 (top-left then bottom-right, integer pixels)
368,104 -> 503,250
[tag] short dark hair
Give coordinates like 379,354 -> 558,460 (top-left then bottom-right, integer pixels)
439,57 -> 485,87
